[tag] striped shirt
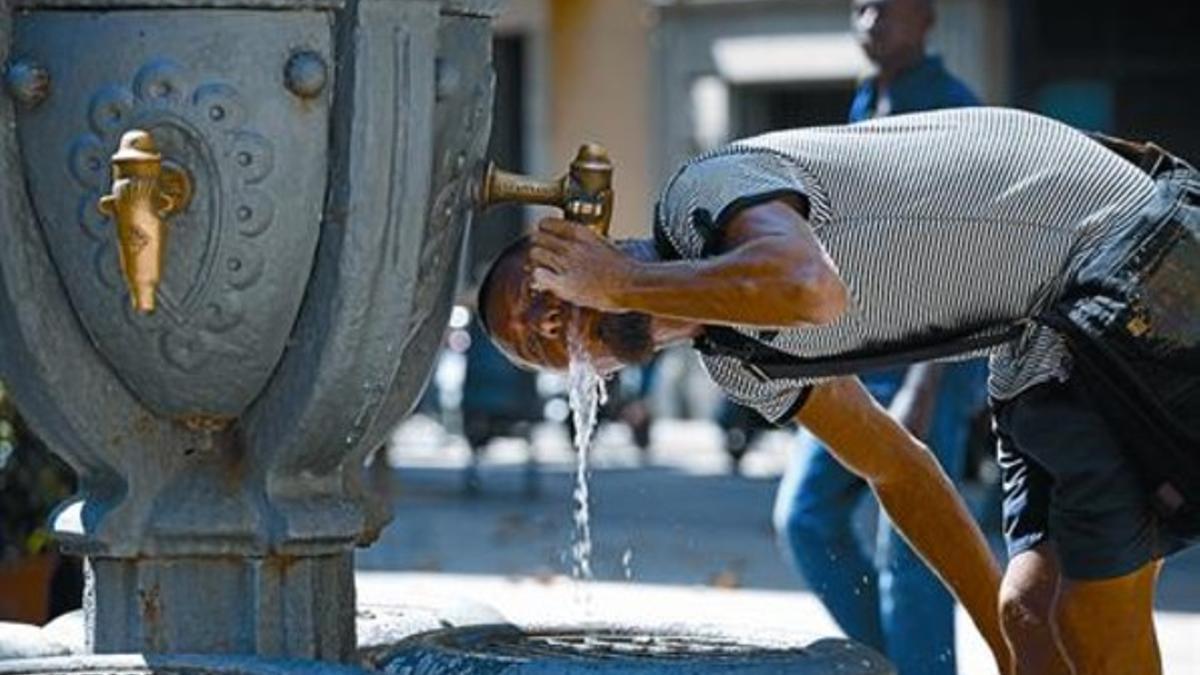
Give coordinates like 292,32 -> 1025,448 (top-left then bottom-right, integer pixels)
655,108 -> 1156,423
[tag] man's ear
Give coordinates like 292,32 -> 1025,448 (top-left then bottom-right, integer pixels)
532,304 -> 565,340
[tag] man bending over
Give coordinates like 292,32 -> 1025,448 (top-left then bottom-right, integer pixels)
477,107 -> 1199,674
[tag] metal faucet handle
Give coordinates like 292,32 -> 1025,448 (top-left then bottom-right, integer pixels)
97,129 -> 193,314
479,143 -> 613,237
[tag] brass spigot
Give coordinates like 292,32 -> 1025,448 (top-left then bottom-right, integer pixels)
98,130 -> 193,314
480,143 -> 613,236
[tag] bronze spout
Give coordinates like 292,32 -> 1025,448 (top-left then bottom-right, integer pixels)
480,143 -> 613,236
97,130 -> 192,313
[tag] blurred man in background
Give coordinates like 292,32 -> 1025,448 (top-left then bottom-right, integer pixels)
771,2 -> 986,673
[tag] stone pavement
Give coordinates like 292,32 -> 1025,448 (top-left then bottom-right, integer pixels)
357,416 -> 1200,674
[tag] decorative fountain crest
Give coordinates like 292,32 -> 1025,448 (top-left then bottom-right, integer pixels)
0,0 -> 500,662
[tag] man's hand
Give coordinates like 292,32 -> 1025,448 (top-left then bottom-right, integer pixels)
529,218 -> 633,312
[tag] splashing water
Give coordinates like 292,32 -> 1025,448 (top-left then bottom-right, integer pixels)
567,345 -> 607,584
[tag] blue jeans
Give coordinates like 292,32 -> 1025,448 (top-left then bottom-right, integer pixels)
773,361 -> 986,675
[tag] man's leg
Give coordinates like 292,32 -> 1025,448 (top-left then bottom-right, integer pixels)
1056,560 -> 1163,675
992,385 -> 1073,674
998,544 -> 1071,674
773,432 -> 883,651
996,377 -> 1184,674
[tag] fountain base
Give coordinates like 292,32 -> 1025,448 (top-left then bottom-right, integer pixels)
1,591 -> 508,673
84,554 -> 356,661
3,617 -> 894,674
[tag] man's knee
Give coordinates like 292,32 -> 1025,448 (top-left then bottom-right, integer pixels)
998,581 -> 1056,643
999,548 -> 1061,644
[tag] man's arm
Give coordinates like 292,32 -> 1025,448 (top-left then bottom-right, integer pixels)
797,376 -> 1012,674
528,198 -> 849,328
888,362 -> 944,439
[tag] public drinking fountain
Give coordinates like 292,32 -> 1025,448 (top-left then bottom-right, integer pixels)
0,0 -> 500,665
0,1 -> 894,671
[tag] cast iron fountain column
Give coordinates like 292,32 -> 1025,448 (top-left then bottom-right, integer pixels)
0,0 -> 499,661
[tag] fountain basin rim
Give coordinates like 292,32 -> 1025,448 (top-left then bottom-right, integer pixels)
383,623 -> 869,664
0,653 -> 370,675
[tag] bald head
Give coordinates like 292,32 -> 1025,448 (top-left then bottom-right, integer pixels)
852,0 -> 935,70
477,236 -> 662,373
477,237 -> 555,370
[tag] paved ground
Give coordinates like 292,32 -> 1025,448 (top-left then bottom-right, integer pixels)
356,416 -> 1200,674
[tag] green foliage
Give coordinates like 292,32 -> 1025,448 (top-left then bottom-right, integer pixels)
0,382 -> 75,563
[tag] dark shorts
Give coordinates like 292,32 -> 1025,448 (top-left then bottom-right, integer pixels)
993,376 -> 1195,580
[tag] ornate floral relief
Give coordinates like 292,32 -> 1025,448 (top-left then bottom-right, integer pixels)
68,59 -> 277,374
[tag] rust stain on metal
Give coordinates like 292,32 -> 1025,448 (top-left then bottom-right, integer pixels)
180,414 -> 234,432
268,553 -> 303,575
138,582 -> 165,652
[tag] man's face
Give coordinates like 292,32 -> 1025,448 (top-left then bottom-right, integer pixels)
482,242 -> 656,375
852,0 -> 932,66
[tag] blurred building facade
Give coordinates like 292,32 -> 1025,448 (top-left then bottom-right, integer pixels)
474,0 -> 1198,252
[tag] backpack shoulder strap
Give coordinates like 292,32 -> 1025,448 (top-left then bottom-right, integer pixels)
696,323 -> 1023,383
1087,131 -> 1175,177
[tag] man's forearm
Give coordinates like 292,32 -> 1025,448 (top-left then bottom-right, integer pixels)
870,422 -> 1010,673
527,200 -> 847,324
872,430 -> 1005,655
799,379 -> 1011,673
610,249 -> 839,327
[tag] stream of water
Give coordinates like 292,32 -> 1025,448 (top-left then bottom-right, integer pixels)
567,351 -> 607,583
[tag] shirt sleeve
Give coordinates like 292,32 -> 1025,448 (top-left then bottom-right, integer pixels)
655,149 -> 808,260
699,351 -> 812,426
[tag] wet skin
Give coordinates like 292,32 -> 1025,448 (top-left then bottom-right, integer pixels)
481,236 -> 686,375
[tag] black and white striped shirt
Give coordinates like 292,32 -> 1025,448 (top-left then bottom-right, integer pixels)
655,108 -> 1155,423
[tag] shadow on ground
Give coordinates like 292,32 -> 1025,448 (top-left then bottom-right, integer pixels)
358,463 -> 1200,613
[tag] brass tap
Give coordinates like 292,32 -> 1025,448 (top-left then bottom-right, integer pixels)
480,143 -> 613,236
97,130 -> 192,313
